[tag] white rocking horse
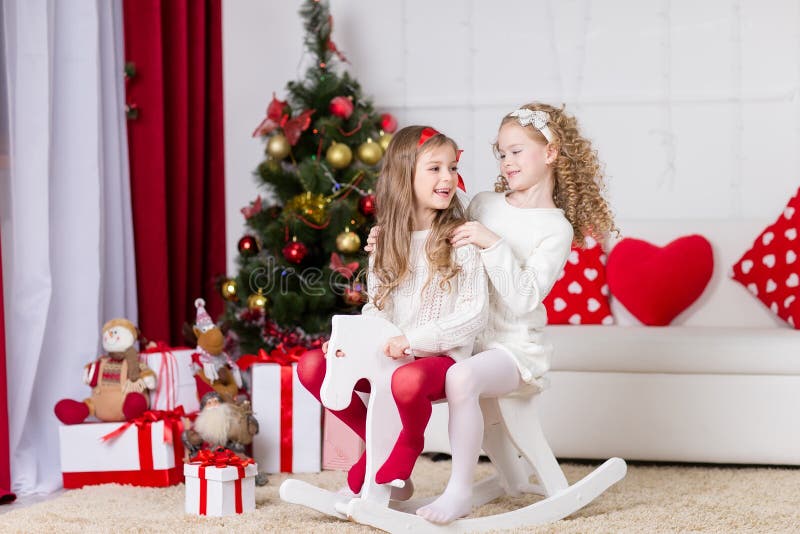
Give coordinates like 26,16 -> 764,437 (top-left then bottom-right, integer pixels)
280,315 -> 627,533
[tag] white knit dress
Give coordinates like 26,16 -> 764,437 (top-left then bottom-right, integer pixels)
361,229 -> 488,361
467,191 -> 574,386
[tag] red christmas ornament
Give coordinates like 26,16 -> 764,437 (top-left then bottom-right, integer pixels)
380,113 -> 398,133
238,235 -> 259,256
282,239 -> 308,264
329,96 -> 354,119
358,194 -> 376,217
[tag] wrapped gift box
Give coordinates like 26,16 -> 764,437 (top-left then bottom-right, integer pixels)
184,454 -> 257,516
251,361 -> 321,473
322,408 -> 364,471
140,345 -> 200,413
59,413 -> 185,488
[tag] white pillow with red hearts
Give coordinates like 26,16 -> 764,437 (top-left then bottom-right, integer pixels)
543,236 -> 613,325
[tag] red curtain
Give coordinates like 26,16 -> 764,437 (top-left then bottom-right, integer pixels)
123,0 -> 226,345
0,238 -> 14,503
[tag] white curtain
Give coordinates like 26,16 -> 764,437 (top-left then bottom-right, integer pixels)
0,0 -> 137,495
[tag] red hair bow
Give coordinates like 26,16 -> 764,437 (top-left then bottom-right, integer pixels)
417,127 -> 466,192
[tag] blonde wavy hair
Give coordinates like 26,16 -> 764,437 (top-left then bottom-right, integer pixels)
494,102 -> 617,246
372,125 -> 465,310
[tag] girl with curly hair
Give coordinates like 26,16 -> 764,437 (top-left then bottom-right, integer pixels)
415,103 -> 616,523
297,125 -> 488,496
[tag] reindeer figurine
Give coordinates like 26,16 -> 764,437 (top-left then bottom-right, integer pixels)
191,298 -> 242,402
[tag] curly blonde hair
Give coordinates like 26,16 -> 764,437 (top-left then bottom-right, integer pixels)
372,126 -> 465,310
494,103 -> 617,246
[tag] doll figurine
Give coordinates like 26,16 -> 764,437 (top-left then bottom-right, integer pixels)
55,318 -> 156,424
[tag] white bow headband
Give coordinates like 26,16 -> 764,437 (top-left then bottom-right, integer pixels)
509,108 -> 554,142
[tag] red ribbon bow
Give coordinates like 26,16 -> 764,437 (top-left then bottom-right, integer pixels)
191,448 -> 254,470
101,406 -> 186,445
417,127 -> 466,192
237,345 -> 305,371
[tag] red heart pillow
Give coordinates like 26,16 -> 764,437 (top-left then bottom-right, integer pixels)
607,235 -> 714,326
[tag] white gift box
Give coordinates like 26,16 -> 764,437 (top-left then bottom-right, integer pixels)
251,362 -> 322,473
140,346 -> 200,413
184,461 -> 257,516
59,419 -> 183,488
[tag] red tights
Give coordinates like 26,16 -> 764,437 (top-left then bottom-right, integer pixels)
297,348 -> 454,493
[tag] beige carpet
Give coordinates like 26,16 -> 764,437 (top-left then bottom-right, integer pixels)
2,457 -> 799,533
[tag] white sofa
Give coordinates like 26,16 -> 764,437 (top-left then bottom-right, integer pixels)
425,219 -> 800,465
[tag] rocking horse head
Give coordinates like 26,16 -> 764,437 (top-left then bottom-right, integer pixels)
320,314 -> 406,411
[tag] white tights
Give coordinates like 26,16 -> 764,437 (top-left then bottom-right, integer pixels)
416,348 -> 522,523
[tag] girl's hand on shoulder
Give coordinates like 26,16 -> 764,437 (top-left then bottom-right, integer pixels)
383,335 -> 410,360
450,221 -> 500,250
364,225 -> 381,253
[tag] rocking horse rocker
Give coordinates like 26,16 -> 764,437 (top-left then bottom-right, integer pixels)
280,315 -> 627,532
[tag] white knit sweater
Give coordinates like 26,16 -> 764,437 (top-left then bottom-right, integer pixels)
467,191 -> 574,385
361,229 -> 488,361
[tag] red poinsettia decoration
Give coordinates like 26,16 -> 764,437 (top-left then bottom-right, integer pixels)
282,109 -> 315,145
240,195 -> 263,220
252,93 -> 288,137
329,253 -> 359,279
252,93 -> 314,145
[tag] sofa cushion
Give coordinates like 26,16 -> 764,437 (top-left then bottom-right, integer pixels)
731,187 -> 800,329
543,236 -> 613,325
545,325 -> 800,375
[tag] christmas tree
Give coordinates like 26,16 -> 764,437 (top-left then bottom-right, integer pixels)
222,0 -> 398,356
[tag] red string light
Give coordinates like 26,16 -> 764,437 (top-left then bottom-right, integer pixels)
337,114 -> 366,137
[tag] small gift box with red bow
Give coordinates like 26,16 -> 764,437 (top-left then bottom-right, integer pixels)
140,344 -> 200,413
58,409 -> 186,489
184,448 -> 257,516
240,347 -> 322,473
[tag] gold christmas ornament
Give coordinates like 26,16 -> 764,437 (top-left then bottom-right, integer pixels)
266,133 -> 291,160
357,138 -> 383,166
378,132 -> 393,151
285,192 -> 330,225
220,278 -> 238,301
247,292 -> 268,311
336,228 -> 361,254
326,142 -> 353,169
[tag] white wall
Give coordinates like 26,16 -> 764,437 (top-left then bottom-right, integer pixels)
223,0 -> 800,274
